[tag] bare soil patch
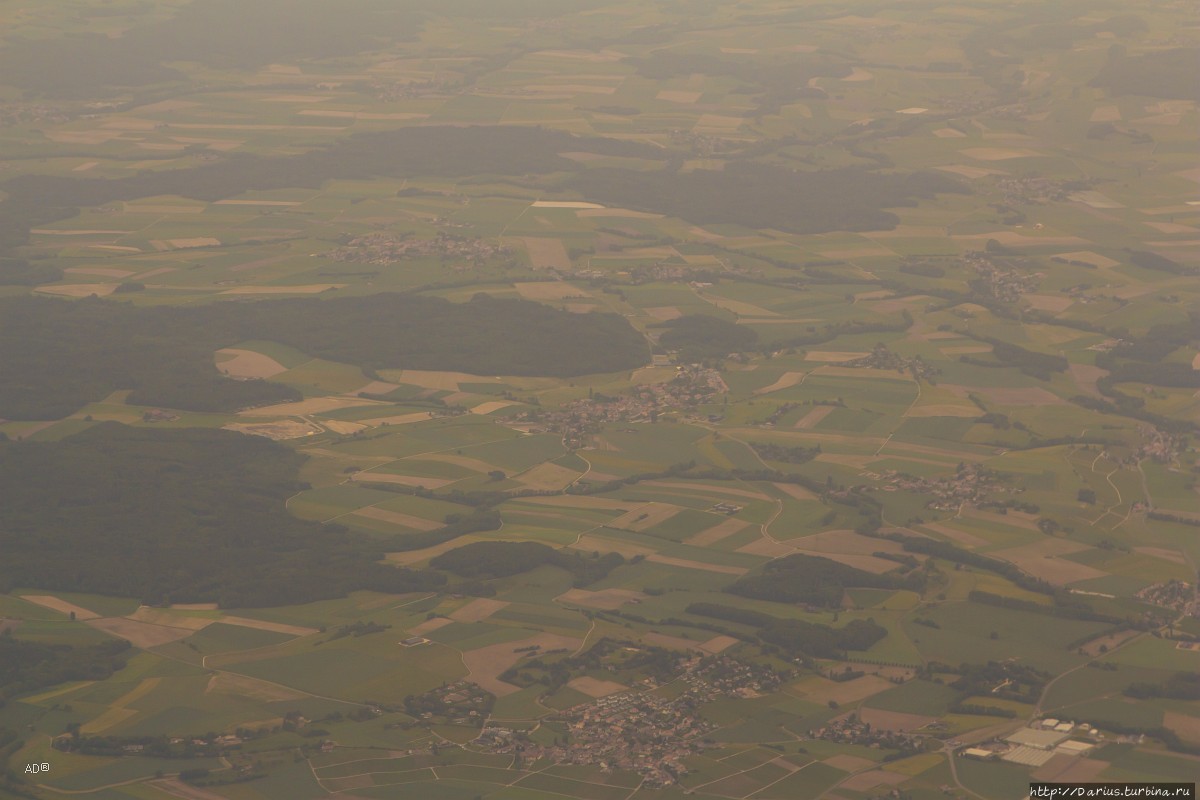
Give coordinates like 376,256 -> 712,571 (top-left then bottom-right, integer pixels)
686,518 -> 750,546
517,462 -> 581,491
1025,294 -> 1075,313
993,539 -> 1105,586
221,284 -> 344,294
961,147 -> 1041,160
647,481 -> 770,501
1164,711 -> 1200,744
524,495 -> 633,511
1057,250 -> 1119,268
699,635 -> 740,654
858,707 -> 937,732
612,503 -> 683,531
644,306 -> 683,321
795,406 -> 836,429
696,294 -> 778,318
87,617 -> 194,648
568,677 -> 628,698
557,588 -> 645,611
469,400 -> 516,415
171,603 -> 218,611
656,90 -> 702,103
450,598 -> 510,623
352,471 -> 451,489
1081,629 -> 1140,657
520,237 -> 571,269
939,165 -> 1009,179
754,371 -> 807,395
839,769 -> 907,791
738,538 -> 797,558
905,404 -> 980,418
64,267 -> 135,278
933,128 -> 967,138
644,632 -> 706,652
462,633 -> 581,696
127,607 -> 213,631
321,420 -> 367,435
239,397 -> 380,417
353,506 -> 442,531
515,281 -> 588,300
805,552 -> 904,574
223,420 -> 322,440
793,674 -> 894,706
387,537 -> 487,566
795,530 -> 906,556
356,412 -> 436,428
646,554 -> 748,575
976,382 -> 1064,408
206,672 -> 306,702
219,616 -> 318,636
215,348 -> 288,379
1032,756 -> 1108,783
773,482 -> 817,501
959,507 -> 1042,531
20,595 -> 101,620
1134,546 -> 1186,565
35,283 -> 117,298
150,778 -> 235,800
569,534 -> 656,559
917,522 -> 988,547
422,453 -> 505,473
409,617 -> 454,636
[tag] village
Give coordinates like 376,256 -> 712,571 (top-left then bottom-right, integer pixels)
875,462 -> 1017,511
329,231 -> 511,267
846,344 -> 940,382
519,365 -> 727,449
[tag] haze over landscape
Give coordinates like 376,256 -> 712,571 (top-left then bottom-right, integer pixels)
0,1 -> 1198,799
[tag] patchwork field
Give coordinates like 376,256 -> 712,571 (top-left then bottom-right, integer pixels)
2,0 -> 1198,798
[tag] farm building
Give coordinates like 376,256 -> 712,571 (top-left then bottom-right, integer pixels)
1004,728 -> 1070,750
962,748 -> 995,760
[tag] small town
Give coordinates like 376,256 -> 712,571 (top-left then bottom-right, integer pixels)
475,655 -> 787,787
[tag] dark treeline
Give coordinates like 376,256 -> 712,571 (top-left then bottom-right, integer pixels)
567,166 -> 967,235
0,0 -> 422,98
387,511 -> 504,552
771,312 -> 914,350
429,541 -> 624,588
1128,250 -> 1195,276
0,636 -> 131,705
685,602 -> 886,659
968,591 -> 1124,626
727,553 -> 919,608
0,293 -> 647,419
897,537 -> 1055,596
1090,47 -> 1200,102
656,314 -> 758,360
0,0 -> 608,99
0,125 -> 657,255
0,424 -> 443,607
624,51 -> 851,116
1125,672 -> 1200,701
958,333 -> 1068,381
749,443 -> 821,464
